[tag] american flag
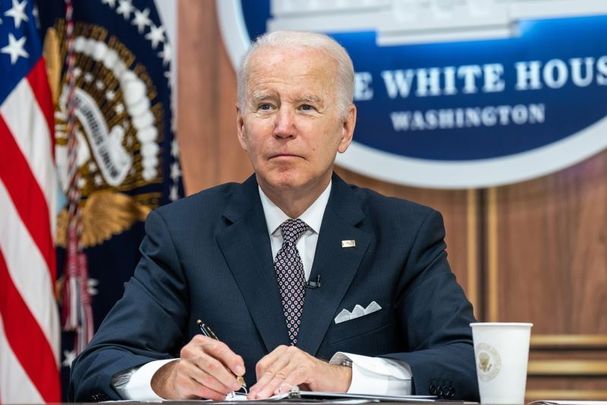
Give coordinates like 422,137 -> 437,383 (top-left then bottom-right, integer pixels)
0,0 -> 61,402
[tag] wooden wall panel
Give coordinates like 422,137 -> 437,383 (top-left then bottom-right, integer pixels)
489,150 -> 607,334
178,0 -> 251,193
178,0 -> 219,191
489,150 -> 607,399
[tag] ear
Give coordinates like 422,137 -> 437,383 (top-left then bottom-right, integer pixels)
337,104 -> 356,154
236,105 -> 248,151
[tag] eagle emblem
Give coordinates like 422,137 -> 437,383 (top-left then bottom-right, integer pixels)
45,20 -> 169,247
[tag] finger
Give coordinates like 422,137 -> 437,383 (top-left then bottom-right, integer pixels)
186,336 -> 243,391
199,336 -> 246,378
181,358 -> 236,395
255,360 -> 306,399
171,370 -> 229,400
249,346 -> 289,396
274,381 -> 298,395
193,351 -> 243,392
254,345 -> 289,380
189,378 -> 231,401
250,346 -> 298,399
256,367 -> 296,399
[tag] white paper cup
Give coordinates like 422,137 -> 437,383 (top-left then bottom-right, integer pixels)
470,322 -> 533,404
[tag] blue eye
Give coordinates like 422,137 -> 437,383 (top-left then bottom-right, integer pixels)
258,103 -> 272,111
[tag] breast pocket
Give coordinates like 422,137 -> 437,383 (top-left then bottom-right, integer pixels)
326,306 -> 390,344
324,310 -> 399,356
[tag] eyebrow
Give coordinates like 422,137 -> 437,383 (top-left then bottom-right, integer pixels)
248,92 -> 325,108
297,95 -> 323,104
250,90 -> 277,102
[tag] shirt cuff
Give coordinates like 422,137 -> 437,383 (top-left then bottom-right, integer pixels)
113,358 -> 175,400
329,352 -> 412,396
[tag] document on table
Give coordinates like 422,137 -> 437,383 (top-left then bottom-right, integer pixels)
101,390 -> 439,403
225,390 -> 437,402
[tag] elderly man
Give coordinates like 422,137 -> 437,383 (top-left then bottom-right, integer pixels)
70,31 -> 479,402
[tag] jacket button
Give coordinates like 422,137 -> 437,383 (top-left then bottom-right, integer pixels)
91,392 -> 108,401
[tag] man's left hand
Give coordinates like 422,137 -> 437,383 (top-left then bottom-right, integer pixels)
248,345 -> 352,399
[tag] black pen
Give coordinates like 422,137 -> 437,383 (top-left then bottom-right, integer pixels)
196,319 -> 247,389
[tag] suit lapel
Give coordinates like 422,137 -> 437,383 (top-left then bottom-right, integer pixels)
216,176 -> 290,352
296,176 -> 372,356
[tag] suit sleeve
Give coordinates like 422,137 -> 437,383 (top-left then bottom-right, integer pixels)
383,209 -> 479,401
69,210 -> 190,401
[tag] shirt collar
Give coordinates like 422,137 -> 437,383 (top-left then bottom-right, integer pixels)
258,181 -> 332,236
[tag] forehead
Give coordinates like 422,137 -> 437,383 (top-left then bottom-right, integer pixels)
246,46 -> 337,97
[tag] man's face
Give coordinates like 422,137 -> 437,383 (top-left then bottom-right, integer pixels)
237,46 -> 355,197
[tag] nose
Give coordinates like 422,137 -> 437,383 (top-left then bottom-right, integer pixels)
273,107 -> 296,139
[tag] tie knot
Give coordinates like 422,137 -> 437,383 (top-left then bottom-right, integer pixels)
280,219 -> 308,244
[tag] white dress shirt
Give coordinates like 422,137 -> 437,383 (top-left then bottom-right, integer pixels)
115,181 -> 411,400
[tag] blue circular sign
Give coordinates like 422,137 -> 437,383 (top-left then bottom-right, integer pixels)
217,0 -> 607,188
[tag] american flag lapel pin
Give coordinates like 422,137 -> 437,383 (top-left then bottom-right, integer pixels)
341,240 -> 356,248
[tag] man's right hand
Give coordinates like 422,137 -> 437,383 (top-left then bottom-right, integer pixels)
150,335 -> 245,400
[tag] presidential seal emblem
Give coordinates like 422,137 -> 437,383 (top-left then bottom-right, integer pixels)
45,18 -> 174,248
475,342 -> 501,381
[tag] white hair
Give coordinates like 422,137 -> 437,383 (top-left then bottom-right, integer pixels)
237,31 -> 355,118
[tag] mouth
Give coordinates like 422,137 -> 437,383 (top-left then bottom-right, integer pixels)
269,153 -> 302,160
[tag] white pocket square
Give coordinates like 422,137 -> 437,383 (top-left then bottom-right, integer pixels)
334,301 -> 382,324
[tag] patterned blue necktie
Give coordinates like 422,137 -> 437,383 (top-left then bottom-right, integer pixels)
274,219 -> 308,345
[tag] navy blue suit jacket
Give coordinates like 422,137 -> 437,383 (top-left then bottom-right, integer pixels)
70,174 -> 479,401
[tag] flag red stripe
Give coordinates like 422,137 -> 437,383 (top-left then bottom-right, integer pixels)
0,250 -> 60,402
0,116 -> 55,273
26,59 -> 55,158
